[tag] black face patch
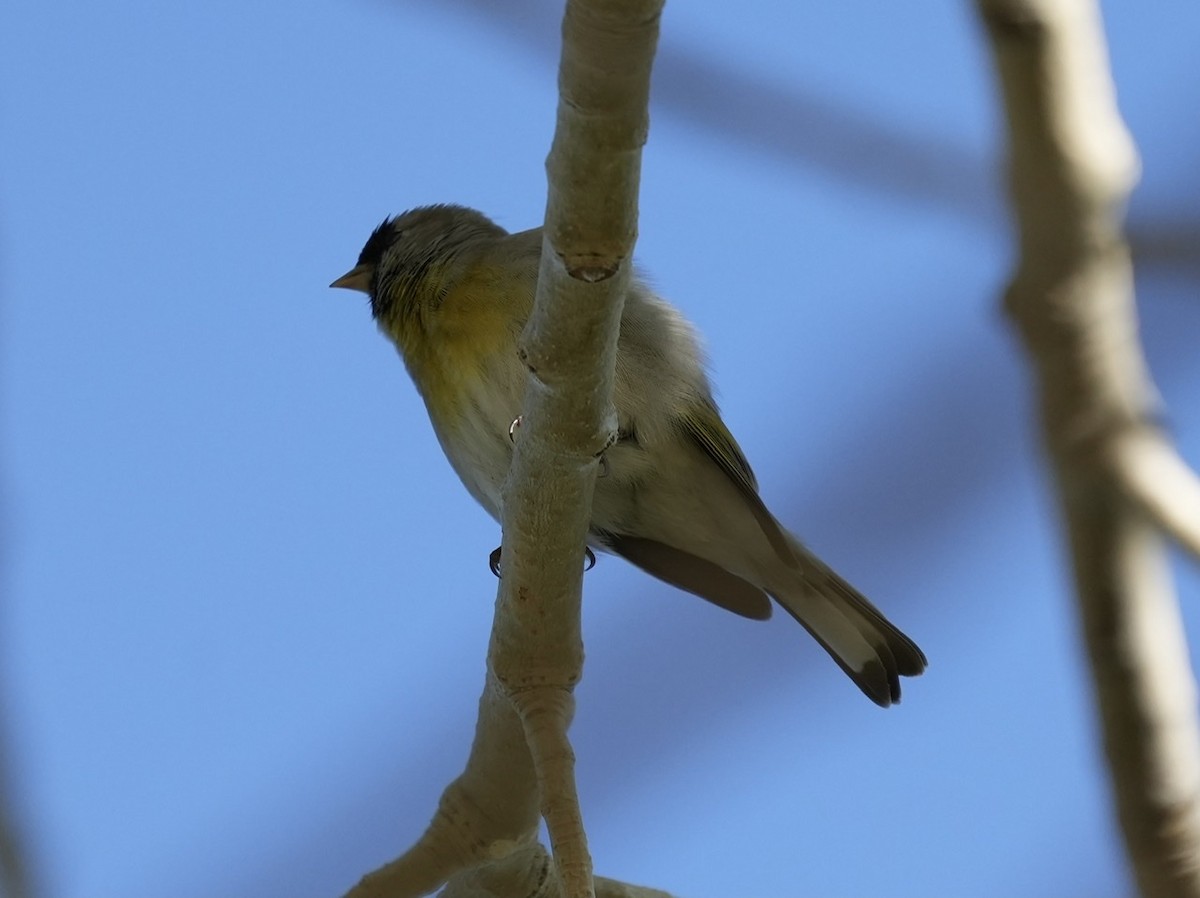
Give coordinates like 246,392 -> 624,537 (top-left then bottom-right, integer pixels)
357,218 -> 400,268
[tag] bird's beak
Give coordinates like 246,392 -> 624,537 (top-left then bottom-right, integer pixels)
330,263 -> 373,293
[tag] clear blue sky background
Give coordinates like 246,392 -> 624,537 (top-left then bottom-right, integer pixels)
3,1 -> 1200,896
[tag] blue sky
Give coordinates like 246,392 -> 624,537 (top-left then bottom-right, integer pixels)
3,1 -> 1199,896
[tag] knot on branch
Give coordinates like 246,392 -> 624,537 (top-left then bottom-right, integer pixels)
565,257 -> 620,283
544,221 -> 632,278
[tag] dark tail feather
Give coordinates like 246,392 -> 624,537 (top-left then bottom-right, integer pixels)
774,540 -> 927,707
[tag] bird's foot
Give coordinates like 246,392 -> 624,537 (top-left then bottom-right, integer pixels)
488,545 -> 596,577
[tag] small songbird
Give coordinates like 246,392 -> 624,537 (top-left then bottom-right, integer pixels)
332,204 -> 926,706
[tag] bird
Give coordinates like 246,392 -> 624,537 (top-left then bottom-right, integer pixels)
331,204 -> 927,706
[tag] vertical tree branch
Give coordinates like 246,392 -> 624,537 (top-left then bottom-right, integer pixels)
978,1 -> 1200,894
491,3 -> 662,896
345,2 -> 664,896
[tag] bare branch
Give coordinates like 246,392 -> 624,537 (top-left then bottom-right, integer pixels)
977,0 -> 1200,894
346,2 -> 663,896
439,842 -> 676,898
345,678 -> 540,898
438,843 -> 553,898
489,2 -> 663,893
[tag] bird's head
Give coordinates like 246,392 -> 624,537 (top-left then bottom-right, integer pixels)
331,204 -> 506,340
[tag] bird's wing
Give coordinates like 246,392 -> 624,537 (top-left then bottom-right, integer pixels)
677,401 -> 797,565
598,532 -> 773,620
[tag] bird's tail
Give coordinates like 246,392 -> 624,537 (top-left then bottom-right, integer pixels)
769,540 -> 926,707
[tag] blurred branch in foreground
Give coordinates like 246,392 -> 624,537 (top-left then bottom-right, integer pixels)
0,734 -> 34,898
979,0 -> 1200,895
1,253 -> 34,898
415,0 -> 1200,279
0,526 -> 31,892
